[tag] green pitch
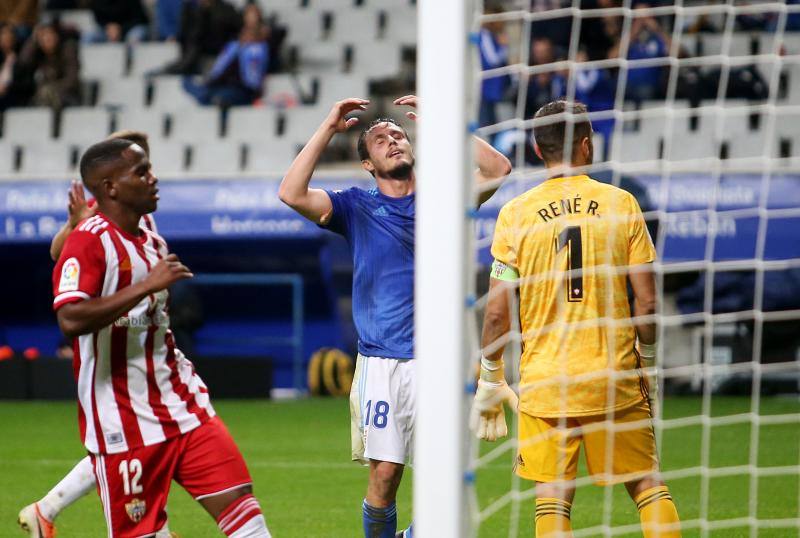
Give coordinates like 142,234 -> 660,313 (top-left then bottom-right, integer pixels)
0,397 -> 798,537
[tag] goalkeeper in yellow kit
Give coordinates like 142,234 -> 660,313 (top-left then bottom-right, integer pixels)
472,100 -> 681,537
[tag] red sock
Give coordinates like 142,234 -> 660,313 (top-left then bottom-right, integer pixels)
216,494 -> 264,537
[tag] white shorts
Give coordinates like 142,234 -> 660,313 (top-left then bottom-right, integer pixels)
350,354 -> 416,465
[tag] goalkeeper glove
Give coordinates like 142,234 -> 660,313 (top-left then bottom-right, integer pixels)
637,341 -> 659,407
470,356 -> 519,442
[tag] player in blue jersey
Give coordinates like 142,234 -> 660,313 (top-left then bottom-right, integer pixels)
279,95 -> 512,538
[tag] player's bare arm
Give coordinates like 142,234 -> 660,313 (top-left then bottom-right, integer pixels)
56,254 -> 192,337
279,98 -> 369,224
471,274 -> 518,442
393,94 -> 511,204
50,181 -> 97,261
480,276 -> 513,362
629,263 -> 657,345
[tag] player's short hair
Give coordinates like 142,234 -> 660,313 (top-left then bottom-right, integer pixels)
357,118 -> 409,162
79,138 -> 136,193
108,129 -> 149,156
533,100 -> 592,164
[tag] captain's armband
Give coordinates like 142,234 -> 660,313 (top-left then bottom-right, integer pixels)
490,259 -> 519,282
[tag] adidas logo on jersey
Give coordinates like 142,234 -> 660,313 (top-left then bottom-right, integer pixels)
373,206 -> 389,217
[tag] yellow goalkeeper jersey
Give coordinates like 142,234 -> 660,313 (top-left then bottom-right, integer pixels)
491,174 -> 656,417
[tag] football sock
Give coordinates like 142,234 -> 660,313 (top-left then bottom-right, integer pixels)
636,486 -> 681,538
362,499 -> 397,538
534,497 -> 573,537
216,493 -> 271,538
38,455 -> 96,522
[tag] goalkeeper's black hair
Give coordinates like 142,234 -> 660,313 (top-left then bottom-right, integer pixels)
357,117 -> 409,162
533,100 -> 593,164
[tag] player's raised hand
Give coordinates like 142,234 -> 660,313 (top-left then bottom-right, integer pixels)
326,98 -> 369,132
144,254 -> 193,293
67,181 -> 97,228
393,95 -> 418,121
470,357 -> 519,442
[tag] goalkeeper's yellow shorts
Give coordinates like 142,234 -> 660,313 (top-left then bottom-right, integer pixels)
516,398 -> 659,486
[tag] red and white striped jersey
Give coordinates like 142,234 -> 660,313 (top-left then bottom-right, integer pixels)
52,213 -> 214,455
87,198 -> 158,235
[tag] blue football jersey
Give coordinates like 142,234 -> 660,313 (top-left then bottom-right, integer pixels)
324,187 -> 414,359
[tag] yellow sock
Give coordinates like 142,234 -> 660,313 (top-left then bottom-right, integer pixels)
534,497 -> 573,537
635,486 -> 681,537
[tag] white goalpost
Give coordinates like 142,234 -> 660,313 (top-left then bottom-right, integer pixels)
416,0 -> 800,537
414,0 -> 476,536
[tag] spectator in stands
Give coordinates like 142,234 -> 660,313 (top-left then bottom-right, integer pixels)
578,0 -> 620,61
19,22 -> 80,110
574,49 -> 616,158
524,37 -> 566,120
0,0 -> 39,38
156,0 -> 183,41
478,7 -> 510,129
84,0 -> 150,44
0,23 -> 31,110
615,2 -> 671,103
182,6 -> 268,107
163,0 -> 241,75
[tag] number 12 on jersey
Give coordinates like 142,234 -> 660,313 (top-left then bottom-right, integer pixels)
556,225 -> 584,302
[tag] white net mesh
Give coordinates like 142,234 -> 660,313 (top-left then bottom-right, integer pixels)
467,1 -> 800,536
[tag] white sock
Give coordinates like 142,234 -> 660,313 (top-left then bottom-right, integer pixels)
38,456 -> 96,522
229,515 -> 271,538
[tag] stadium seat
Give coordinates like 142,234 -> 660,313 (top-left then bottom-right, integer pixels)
381,8 -> 416,46
663,130 -> 719,161
80,43 -> 128,79
316,73 -> 369,104
296,42 -> 347,73
0,142 -> 16,174
189,141 -> 243,175
54,10 -> 96,36
2,108 -> 54,143
97,78 -> 148,108
263,74 -> 317,107
18,142 -> 77,176
328,9 -> 381,43
726,130 -> 768,161
351,42 -> 402,78
365,0 -> 415,9
774,109 -> 800,158
284,11 -> 326,45
169,107 -> 222,143
115,109 -> 168,140
129,42 -> 180,77
151,75 -> 201,110
227,107 -> 281,142
282,106 -> 329,145
698,33 -> 754,57
308,0 -> 361,7
148,140 -> 189,176
245,139 -> 300,173
612,129 -> 660,163
60,107 -> 112,145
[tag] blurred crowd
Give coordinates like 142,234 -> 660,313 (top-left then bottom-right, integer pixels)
0,0 -> 287,112
479,0 -> 800,164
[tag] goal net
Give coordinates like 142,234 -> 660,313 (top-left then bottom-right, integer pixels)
440,1 -> 800,537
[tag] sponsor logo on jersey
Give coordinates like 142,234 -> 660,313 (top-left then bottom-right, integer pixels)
59,258 -> 80,292
106,432 -> 124,445
125,498 -> 146,523
373,206 -> 389,217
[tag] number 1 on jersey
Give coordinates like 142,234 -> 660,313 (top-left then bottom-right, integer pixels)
556,226 -> 584,302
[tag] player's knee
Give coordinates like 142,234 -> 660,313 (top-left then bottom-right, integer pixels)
625,475 -> 664,500
370,461 -> 403,500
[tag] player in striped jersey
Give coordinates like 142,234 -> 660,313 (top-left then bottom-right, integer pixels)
473,100 -> 680,537
280,96 -> 512,538
19,130 -> 164,538
49,138 -> 271,538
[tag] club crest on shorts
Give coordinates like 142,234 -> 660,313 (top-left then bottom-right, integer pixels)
125,498 -> 146,523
